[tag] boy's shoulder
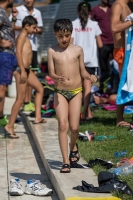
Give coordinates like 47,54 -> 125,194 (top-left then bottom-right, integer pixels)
69,44 -> 83,55
71,44 -> 82,51
48,44 -> 83,53
16,31 -> 27,41
48,44 -> 58,52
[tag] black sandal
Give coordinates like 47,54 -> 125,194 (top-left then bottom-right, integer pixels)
60,164 -> 71,173
69,143 -> 80,163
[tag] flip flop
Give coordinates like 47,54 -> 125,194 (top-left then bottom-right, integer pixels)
117,121 -> 130,127
32,119 -> 47,124
60,164 -> 71,173
4,127 -> 19,139
6,133 -> 19,139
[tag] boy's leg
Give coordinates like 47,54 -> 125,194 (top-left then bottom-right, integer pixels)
24,85 -> 32,103
69,92 -> 82,161
5,71 -> 27,137
0,85 -> 7,118
24,51 -> 38,107
54,93 -> 69,171
82,79 -> 92,119
27,70 -> 45,123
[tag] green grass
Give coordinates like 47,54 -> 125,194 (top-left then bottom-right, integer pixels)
78,107 -> 133,200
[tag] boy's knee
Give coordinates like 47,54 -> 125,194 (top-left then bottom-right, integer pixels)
40,86 -> 44,94
38,85 -> 44,94
17,96 -> 25,104
59,121 -> 68,132
69,126 -> 78,134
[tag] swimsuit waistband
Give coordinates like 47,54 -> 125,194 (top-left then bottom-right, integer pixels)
55,87 -> 82,92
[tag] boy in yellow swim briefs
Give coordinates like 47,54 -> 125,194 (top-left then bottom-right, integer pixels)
48,19 -> 97,173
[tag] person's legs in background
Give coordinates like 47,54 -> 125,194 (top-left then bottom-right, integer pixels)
82,67 -> 96,120
98,44 -> 114,89
0,85 -> 7,125
113,48 -> 130,127
23,51 -> 39,112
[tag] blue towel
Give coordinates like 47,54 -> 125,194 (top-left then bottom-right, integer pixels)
117,25 -> 133,105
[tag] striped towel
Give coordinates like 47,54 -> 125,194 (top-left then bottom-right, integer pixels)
116,14 -> 133,105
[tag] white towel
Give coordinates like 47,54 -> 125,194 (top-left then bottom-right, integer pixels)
122,14 -> 133,92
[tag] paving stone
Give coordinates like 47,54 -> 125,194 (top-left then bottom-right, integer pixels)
1,97 -> 58,200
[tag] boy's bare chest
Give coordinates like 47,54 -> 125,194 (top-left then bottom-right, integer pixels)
23,38 -> 32,53
53,51 -> 79,64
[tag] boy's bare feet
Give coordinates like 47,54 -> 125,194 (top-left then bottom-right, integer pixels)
5,125 -> 19,139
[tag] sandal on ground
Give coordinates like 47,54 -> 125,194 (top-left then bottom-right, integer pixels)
60,164 -> 71,173
117,121 -> 130,127
4,127 -> 19,139
69,143 -> 80,163
32,119 -> 47,124
6,133 -> 19,139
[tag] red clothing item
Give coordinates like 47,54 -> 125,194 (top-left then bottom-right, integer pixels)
91,5 -> 114,45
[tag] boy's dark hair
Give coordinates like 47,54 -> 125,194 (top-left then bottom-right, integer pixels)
78,2 -> 91,29
22,16 -> 37,28
54,19 -> 73,33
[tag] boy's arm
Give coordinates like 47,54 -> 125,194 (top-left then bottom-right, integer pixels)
16,33 -> 26,72
96,35 -> 103,48
111,3 -> 133,33
79,47 -> 97,82
48,48 -> 65,83
16,33 -> 28,82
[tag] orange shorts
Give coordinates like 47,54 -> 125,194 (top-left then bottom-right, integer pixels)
113,48 -> 125,76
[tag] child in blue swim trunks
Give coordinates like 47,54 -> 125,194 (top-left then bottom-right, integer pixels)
48,19 -> 97,173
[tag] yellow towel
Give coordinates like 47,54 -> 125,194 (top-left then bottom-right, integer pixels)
66,197 -> 121,200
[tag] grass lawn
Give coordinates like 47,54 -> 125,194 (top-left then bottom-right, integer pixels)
78,107 -> 133,200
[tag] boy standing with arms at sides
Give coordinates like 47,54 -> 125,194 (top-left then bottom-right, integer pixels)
48,19 -> 97,173
9,0 -> 43,112
5,16 -> 46,138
